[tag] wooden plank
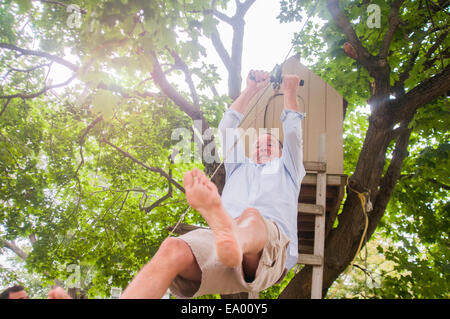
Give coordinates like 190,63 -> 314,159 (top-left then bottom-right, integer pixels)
326,85 -> 344,174
298,254 -> 322,266
304,161 -> 327,172
298,203 -> 324,215
302,174 -> 343,186
306,71 -> 326,163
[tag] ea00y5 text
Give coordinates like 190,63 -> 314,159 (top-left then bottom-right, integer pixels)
225,303 -> 268,314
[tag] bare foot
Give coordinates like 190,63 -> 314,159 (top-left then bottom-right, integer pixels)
183,168 -> 242,267
48,287 -> 72,299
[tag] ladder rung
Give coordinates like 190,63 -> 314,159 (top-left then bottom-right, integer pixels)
298,254 -> 323,266
298,203 -> 324,215
304,161 -> 327,172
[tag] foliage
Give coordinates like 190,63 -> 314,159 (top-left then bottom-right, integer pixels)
0,0 -> 448,299
279,0 -> 449,298
0,0 -> 225,297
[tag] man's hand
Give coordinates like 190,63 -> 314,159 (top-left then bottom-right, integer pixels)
281,74 -> 300,96
230,69 -> 270,114
246,70 -> 270,94
281,74 -> 300,112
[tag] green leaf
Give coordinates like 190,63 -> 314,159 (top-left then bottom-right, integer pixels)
202,15 -> 218,38
15,0 -> 32,14
91,89 -> 119,120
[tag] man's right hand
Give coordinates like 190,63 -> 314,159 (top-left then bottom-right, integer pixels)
230,70 -> 270,114
246,70 -> 270,94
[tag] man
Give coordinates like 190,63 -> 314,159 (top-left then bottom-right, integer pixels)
121,70 -> 305,298
0,285 -> 29,299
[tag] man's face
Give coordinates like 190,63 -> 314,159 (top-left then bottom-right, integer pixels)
9,290 -> 29,299
251,134 -> 282,164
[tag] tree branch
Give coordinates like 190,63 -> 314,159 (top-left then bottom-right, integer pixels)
400,174 -> 450,190
3,241 -> 28,261
149,51 -> 203,121
235,0 -> 256,17
0,98 -> 12,118
211,9 -> 233,25
29,234 -> 37,245
326,0 -> 379,76
143,160 -> 174,213
0,44 -> 163,104
205,0 -> 256,99
390,63 -> 450,123
167,48 -> 200,107
370,125 -> 412,233
425,30 -> 448,59
101,138 -> 185,193
210,29 -> 232,73
0,43 -> 78,72
6,62 -> 52,75
392,49 -> 420,97
0,73 -> 77,101
327,0 -> 387,79
380,0 -> 405,59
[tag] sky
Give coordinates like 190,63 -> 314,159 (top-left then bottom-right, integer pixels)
47,1 -> 306,95
200,0 -> 305,93
218,0 -> 303,80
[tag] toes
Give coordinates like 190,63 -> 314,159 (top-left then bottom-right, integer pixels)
183,170 -> 194,188
184,168 -> 216,193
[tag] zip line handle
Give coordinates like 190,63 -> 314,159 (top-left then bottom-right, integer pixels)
249,70 -> 304,88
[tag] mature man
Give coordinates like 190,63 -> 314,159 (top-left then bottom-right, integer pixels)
121,70 -> 305,298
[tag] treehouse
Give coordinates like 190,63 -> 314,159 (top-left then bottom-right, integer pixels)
239,56 -> 347,298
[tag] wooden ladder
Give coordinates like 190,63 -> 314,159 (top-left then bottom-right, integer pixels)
298,134 -> 327,299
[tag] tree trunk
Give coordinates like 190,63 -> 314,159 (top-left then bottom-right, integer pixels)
280,107 -> 402,298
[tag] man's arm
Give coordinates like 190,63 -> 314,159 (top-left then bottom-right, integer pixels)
218,70 -> 270,176
280,75 -> 306,186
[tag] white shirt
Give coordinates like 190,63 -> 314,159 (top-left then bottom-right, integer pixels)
218,108 -> 306,270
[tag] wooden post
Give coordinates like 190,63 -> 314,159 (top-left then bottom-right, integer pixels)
311,133 -> 326,299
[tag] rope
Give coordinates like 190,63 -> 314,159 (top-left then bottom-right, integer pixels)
328,176 -> 369,299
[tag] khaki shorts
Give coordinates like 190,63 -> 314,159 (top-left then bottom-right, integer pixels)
169,218 -> 290,298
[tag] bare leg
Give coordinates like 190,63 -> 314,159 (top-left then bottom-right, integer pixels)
183,168 -> 268,269
121,238 -> 201,299
236,208 -> 268,278
121,168 -> 268,298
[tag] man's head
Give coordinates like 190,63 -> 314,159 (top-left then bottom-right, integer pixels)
251,133 -> 283,164
0,285 -> 29,299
